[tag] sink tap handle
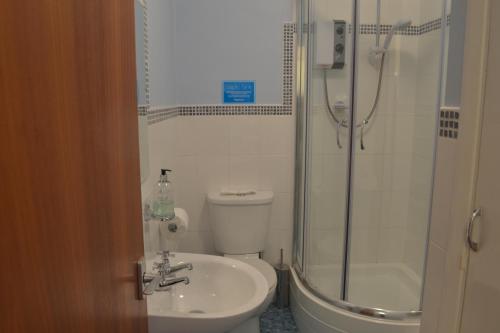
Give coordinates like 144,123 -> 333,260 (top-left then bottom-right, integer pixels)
143,275 -> 161,295
157,250 -> 175,261
152,262 -> 164,271
159,276 -> 190,288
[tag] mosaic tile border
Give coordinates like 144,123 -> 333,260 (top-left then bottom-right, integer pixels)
138,105 -> 148,117
144,23 -> 295,122
359,24 -> 420,36
439,107 -> 460,139
360,17 -> 447,36
140,0 -> 150,107
178,104 -> 288,116
282,23 -> 295,111
147,106 -> 180,125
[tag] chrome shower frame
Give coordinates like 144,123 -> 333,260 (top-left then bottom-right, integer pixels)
293,0 -> 449,321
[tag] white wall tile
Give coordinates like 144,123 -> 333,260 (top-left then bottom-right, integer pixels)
230,116 -> 262,155
317,190 -> 347,230
229,154 -> 262,190
197,155 -> 230,194
259,155 -> 294,193
269,192 -> 294,230
350,227 -> 380,264
174,117 -> 198,156
259,116 -> 295,156
351,190 -> 383,229
378,227 -> 406,262
154,114 -> 296,262
308,227 -> 345,266
195,117 -> 231,157
264,229 -> 294,265
178,231 -> 216,254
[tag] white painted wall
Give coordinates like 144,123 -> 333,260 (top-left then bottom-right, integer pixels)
148,0 -> 176,107
173,0 -> 292,105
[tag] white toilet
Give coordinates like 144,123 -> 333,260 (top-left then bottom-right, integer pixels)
207,190 -> 277,333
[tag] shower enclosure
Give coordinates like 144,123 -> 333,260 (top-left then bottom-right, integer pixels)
293,0 -> 446,328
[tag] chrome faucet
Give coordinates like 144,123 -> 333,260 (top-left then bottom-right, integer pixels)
167,262 -> 193,274
142,251 -> 193,295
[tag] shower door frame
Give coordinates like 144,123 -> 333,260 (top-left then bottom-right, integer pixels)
293,0 -> 447,320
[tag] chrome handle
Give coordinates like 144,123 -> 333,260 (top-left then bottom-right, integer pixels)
159,276 -> 190,288
360,120 -> 368,151
467,208 -> 481,252
143,275 -> 161,295
137,257 -> 147,300
336,121 -> 343,149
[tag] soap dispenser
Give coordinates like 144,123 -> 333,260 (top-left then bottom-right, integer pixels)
147,169 -> 176,221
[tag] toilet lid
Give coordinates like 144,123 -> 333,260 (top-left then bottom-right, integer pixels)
242,258 -> 277,291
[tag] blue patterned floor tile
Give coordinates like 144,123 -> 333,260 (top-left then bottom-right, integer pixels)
260,305 -> 298,333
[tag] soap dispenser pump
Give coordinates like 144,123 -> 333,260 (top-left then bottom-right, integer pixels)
148,169 -> 176,221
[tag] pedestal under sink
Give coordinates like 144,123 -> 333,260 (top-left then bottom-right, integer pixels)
147,253 -> 268,333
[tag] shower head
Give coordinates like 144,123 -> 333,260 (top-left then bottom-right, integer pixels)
392,19 -> 412,30
383,19 -> 412,50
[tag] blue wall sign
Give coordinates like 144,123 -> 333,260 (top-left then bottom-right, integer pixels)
223,81 -> 256,104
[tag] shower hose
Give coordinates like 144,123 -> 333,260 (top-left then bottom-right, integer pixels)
323,52 -> 386,150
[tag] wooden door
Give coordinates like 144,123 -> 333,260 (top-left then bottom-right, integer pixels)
0,1 -> 147,332
460,1 -> 500,332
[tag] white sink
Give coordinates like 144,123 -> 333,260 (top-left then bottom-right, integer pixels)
147,253 -> 268,333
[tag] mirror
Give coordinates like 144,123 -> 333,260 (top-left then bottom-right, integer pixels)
135,0 -> 150,184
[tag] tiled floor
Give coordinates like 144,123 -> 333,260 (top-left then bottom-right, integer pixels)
260,305 -> 298,333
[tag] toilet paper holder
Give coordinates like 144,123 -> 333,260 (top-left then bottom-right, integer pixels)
167,222 -> 179,233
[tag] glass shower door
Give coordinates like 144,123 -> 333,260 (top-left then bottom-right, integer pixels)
346,0 -> 443,312
301,0 -> 354,301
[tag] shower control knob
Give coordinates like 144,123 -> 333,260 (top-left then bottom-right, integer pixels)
335,44 -> 345,53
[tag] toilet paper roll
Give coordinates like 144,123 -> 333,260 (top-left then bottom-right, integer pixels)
159,208 -> 189,251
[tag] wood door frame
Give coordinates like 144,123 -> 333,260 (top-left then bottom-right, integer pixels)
421,0 -> 492,332
457,0 -> 500,331
454,0 -> 492,331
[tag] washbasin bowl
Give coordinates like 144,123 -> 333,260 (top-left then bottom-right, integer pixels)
147,252 -> 268,333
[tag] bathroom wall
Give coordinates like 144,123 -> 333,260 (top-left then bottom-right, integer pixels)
308,0 -> 444,283
147,0 -> 176,107
141,0 -> 296,265
135,1 -> 147,106
173,0 -> 290,105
